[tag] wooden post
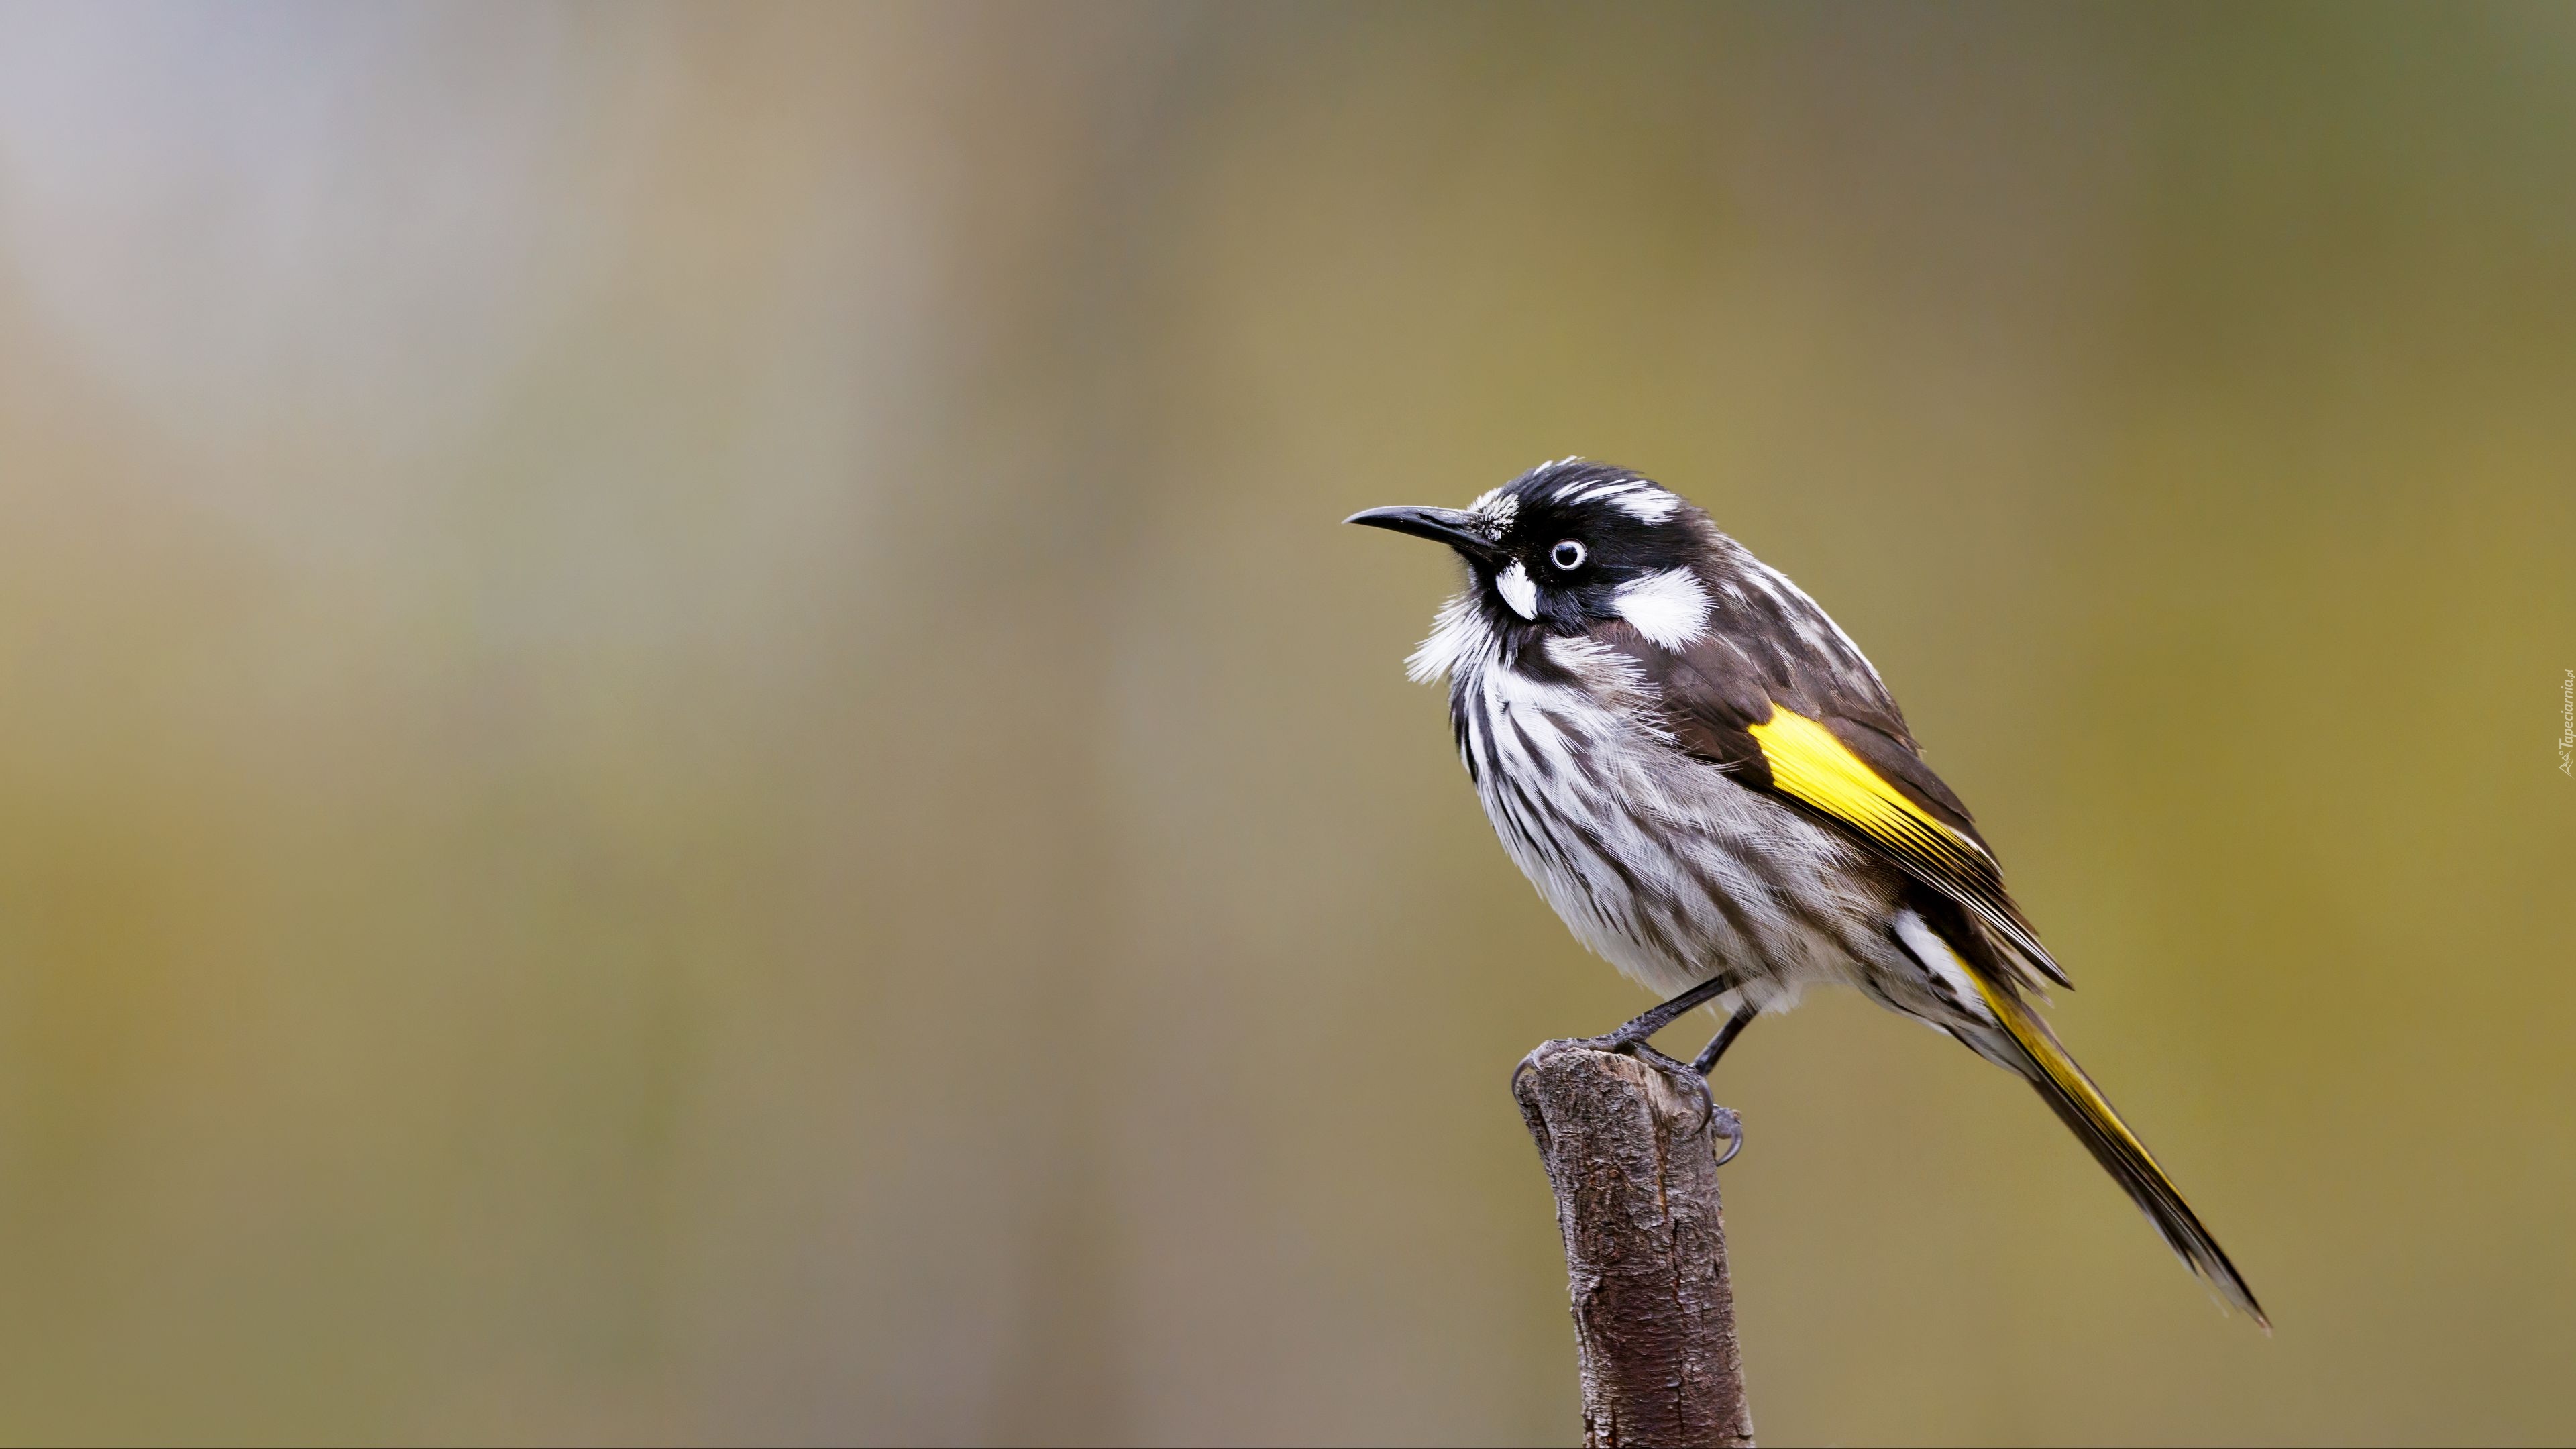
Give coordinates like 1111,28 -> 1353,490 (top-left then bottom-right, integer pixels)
1513,1040 -> 1755,1449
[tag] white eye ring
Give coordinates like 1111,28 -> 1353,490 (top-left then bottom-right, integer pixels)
1550,539 -> 1586,570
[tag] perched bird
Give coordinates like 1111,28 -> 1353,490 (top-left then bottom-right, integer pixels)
1349,458 -> 2264,1326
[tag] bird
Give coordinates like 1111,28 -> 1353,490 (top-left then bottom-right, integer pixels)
1348,457 -> 2264,1326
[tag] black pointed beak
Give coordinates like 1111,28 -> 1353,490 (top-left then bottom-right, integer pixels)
1344,505 -> 1504,562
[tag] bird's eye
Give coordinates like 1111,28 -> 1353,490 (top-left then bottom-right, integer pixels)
1550,539 -> 1587,570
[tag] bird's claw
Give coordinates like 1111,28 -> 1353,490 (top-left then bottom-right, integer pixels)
1707,1102 -> 1744,1165
1530,1034 -> 1745,1166
1510,1044 -> 1549,1098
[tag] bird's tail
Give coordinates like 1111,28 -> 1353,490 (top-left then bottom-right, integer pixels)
1970,976 -> 2269,1328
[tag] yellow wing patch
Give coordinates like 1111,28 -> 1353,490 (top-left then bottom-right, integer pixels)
1747,704 -> 2063,985
1746,705 -> 1984,869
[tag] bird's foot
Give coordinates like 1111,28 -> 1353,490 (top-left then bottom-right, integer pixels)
1513,1034 -> 1744,1165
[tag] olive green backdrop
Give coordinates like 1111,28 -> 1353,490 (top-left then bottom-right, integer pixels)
0,3 -> 2569,1444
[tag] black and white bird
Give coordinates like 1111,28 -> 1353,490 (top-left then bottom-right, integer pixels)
1350,458 -> 2263,1326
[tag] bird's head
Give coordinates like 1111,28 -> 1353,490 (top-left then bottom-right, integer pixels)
1346,458 -> 1719,648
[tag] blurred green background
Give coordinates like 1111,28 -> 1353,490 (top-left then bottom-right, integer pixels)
1,3 -> 2571,1444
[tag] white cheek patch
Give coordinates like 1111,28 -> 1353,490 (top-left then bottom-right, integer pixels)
1495,561 -> 1540,620
1610,568 -> 1713,648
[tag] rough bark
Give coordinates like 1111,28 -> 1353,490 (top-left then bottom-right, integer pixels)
1514,1040 -> 1754,1449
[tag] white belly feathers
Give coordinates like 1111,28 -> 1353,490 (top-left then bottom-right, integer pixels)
1450,632 -> 1896,1010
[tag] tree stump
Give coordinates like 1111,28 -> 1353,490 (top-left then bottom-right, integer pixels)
1513,1039 -> 1754,1449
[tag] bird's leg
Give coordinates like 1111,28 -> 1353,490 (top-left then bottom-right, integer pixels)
1684,1004 -> 1758,1163
1591,971 -> 1741,1053
1690,1005 -> 1758,1075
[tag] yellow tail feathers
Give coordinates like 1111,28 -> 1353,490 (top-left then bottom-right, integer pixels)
1974,977 -> 2270,1328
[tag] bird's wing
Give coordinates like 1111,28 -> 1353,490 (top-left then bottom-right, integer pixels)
1596,595 -> 2070,990
1746,704 -> 2068,989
